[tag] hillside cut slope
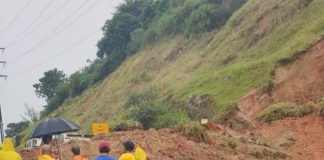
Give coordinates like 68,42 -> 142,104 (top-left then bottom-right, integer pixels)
49,0 -> 324,132
19,0 -> 324,159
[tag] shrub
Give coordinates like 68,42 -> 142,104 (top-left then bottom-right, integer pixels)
249,148 -> 264,158
248,147 -> 287,159
185,96 -> 238,123
125,88 -> 189,129
110,118 -> 139,132
127,28 -> 146,54
69,71 -> 91,97
151,109 -> 189,129
227,138 -> 238,149
319,98 -> 324,117
185,4 -> 231,36
129,104 -> 189,130
124,88 -> 157,108
219,137 -> 239,150
319,97 -> 324,106
257,102 -> 315,122
213,103 -> 238,123
129,104 -> 164,130
176,121 -> 209,143
186,94 -> 216,120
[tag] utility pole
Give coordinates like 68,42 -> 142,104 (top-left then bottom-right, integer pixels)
0,47 -> 6,142
0,105 -> 4,143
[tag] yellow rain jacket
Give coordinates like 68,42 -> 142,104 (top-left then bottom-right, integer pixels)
134,147 -> 147,160
119,153 -> 135,160
38,154 -> 55,160
0,138 -> 22,160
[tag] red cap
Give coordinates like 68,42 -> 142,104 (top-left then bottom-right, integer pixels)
99,140 -> 110,149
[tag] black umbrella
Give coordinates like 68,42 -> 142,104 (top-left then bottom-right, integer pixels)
29,118 -> 81,139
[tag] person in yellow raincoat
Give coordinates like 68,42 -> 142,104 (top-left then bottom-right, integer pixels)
38,144 -> 55,160
119,140 -> 147,160
134,147 -> 147,160
0,138 -> 22,160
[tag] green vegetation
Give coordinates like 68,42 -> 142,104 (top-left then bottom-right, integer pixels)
125,88 -> 189,130
34,59 -> 110,116
319,97 -> 324,117
35,0 -> 246,117
176,121 -> 209,143
23,0 -> 324,136
109,115 -> 138,131
248,147 -> 287,159
257,102 -> 315,122
319,97 -> 324,106
33,69 -> 66,101
129,104 -> 189,129
219,137 -> 239,150
5,121 -> 29,137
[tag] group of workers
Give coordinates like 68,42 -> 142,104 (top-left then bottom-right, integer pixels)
0,136 -> 147,160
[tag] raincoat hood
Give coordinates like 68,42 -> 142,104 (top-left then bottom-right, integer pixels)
1,138 -> 15,151
0,138 -> 22,160
135,147 -> 147,160
38,155 -> 55,160
119,153 -> 135,160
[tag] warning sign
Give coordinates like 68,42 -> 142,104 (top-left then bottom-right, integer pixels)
92,123 -> 109,136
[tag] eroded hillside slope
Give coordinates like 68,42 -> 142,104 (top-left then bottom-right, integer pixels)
49,0 -> 324,132
20,0 -> 324,159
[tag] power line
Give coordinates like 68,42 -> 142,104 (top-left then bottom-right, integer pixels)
0,0 -> 18,26
40,0 -> 102,48
2,29 -> 100,100
5,0 -> 71,49
9,28 -> 100,77
5,0 -> 56,48
7,0 -> 91,66
0,0 -> 33,35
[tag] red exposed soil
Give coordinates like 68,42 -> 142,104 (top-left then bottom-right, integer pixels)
236,39 -> 324,160
257,6 -> 278,31
256,112 -> 324,160
239,39 -> 324,118
238,90 -> 271,118
272,39 -> 324,104
82,97 -> 94,111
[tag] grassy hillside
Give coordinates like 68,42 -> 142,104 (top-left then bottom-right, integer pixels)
49,0 -> 324,133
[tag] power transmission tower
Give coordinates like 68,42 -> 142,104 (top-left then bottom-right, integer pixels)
0,48 -> 7,142
0,48 -> 7,79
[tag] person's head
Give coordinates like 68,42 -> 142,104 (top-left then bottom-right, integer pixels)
71,144 -> 80,156
99,140 -> 110,154
41,144 -> 52,156
42,135 -> 52,145
123,140 -> 135,152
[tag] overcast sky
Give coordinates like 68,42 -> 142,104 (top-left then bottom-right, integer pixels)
0,0 -> 123,131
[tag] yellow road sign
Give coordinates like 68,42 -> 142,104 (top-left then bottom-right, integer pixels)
92,123 -> 109,135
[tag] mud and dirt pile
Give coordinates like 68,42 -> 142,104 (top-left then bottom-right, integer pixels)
21,128 -> 268,160
255,112 -> 324,160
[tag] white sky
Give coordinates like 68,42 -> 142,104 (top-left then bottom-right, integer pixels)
0,0 -> 123,130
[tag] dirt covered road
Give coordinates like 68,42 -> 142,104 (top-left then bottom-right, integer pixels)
20,128 -> 260,160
